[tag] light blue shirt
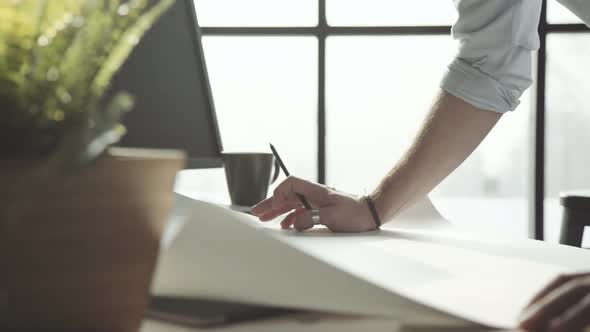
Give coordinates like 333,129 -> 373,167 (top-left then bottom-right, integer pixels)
441,0 -> 590,113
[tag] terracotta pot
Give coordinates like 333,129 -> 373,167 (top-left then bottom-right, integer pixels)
0,148 -> 185,331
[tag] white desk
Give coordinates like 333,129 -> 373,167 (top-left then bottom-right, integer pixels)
141,314 -> 515,332
142,170 -> 588,332
173,169 -> 590,247
141,313 -> 402,332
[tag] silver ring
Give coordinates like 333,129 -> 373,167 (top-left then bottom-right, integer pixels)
312,209 -> 321,225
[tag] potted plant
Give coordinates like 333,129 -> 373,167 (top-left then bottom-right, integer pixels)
0,1 -> 185,330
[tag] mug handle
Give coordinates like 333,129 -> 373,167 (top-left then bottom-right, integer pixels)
271,158 -> 281,184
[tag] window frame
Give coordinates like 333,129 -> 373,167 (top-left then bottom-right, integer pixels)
199,0 -> 590,240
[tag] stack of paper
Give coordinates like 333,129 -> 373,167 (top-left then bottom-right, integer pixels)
151,194 -> 590,330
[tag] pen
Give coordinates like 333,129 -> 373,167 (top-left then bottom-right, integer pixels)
269,143 -> 312,210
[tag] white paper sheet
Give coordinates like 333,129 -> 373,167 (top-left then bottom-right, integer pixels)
151,194 -> 590,329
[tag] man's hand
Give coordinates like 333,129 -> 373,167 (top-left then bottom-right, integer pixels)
250,176 -> 377,232
519,273 -> 590,331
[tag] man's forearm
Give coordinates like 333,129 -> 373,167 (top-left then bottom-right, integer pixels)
371,90 -> 503,223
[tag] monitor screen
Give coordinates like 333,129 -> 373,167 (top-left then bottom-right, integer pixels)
107,0 -> 222,168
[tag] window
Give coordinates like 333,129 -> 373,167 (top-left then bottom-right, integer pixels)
433,94 -> 532,237
326,36 -> 456,192
196,0 -> 590,241
545,34 -> 590,243
326,0 -> 456,26
202,37 -> 318,181
194,0 -> 318,27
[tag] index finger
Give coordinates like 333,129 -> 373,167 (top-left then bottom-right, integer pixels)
250,193 -> 303,217
272,176 -> 332,210
525,273 -> 590,309
251,196 -> 274,216
519,280 -> 590,330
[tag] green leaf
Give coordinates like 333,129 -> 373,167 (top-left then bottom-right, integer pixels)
0,0 -> 174,168
43,92 -> 133,172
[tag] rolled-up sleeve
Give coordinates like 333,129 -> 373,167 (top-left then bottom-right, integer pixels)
440,0 -> 542,113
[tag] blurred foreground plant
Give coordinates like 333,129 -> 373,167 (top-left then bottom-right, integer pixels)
0,0 -> 173,171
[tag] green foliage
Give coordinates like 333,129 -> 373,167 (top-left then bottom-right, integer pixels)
0,0 -> 173,172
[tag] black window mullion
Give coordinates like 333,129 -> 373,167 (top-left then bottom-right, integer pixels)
200,26 -> 453,36
532,0 -> 548,240
318,0 -> 327,184
546,23 -> 589,32
201,27 -> 316,35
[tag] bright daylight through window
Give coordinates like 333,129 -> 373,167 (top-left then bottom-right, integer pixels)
194,0 -> 589,243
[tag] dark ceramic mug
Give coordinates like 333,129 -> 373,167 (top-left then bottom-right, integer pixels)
222,152 -> 280,207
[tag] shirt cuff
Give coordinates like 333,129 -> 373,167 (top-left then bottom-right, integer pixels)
440,59 -> 521,114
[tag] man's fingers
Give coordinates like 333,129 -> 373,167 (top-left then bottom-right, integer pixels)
280,210 -> 299,229
548,294 -> 590,331
272,176 -> 331,210
519,280 -> 590,330
251,197 -> 274,216
251,176 -> 324,215
525,274 -> 587,309
258,202 -> 302,221
293,210 -> 314,232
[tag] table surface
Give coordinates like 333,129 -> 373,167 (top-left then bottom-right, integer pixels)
142,170 -> 588,331
173,169 -> 590,247
141,314 -> 402,332
141,315 -> 517,332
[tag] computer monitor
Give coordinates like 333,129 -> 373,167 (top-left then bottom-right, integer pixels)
107,0 -> 223,168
